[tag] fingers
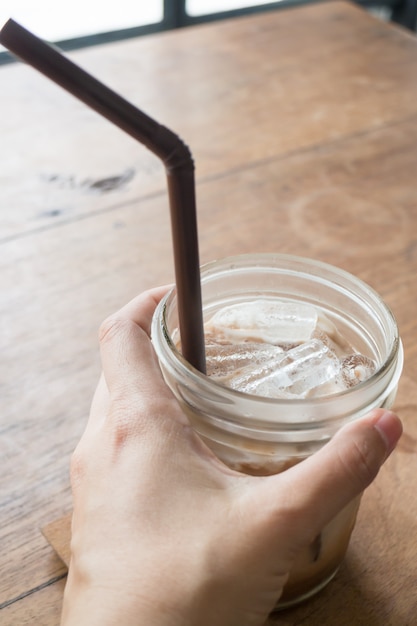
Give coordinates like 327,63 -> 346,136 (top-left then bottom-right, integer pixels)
99,285 -> 172,344
261,409 -> 402,542
98,286 -> 173,396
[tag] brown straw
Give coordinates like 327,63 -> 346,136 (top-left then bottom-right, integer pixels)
0,19 -> 206,373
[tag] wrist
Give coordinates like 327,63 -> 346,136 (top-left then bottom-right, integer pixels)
61,577 -> 190,626
61,554 -> 205,626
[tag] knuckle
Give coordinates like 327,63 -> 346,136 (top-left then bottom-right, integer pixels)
98,315 -> 130,344
106,394 -> 153,446
107,395 -> 181,448
108,401 -> 135,446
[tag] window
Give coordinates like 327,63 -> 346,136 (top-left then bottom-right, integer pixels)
0,1 -> 163,53
0,1 -> 294,60
187,0 -> 273,16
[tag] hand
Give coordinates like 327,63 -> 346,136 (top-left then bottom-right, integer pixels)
61,287 -> 402,626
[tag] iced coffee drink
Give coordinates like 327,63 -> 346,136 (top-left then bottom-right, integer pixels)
152,254 -> 403,609
202,298 -> 374,604
204,299 -> 376,399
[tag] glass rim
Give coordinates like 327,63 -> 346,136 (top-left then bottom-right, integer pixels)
153,253 -> 402,411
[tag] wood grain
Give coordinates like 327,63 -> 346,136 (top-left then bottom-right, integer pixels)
2,1 -> 417,241
0,578 -> 66,626
1,2 -> 417,623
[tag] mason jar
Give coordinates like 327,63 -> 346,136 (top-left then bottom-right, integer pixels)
151,254 -> 403,609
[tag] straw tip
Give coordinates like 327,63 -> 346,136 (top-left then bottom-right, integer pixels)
1,17 -> 16,31
0,18 -> 19,44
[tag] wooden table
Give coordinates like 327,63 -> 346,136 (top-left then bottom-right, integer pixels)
1,2 -> 417,623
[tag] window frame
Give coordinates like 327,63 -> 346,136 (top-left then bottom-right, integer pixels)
0,0 -> 307,65
1,0 -> 411,66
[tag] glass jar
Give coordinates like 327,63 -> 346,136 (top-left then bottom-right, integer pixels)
151,254 -> 403,609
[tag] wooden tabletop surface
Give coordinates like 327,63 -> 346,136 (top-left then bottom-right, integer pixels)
1,2 -> 417,623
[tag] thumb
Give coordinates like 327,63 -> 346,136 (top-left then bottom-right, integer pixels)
262,409 -> 402,542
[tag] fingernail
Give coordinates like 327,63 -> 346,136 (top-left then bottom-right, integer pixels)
373,410 -> 403,458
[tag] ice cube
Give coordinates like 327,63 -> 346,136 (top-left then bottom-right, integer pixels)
314,313 -> 353,356
341,354 -> 376,387
225,338 -> 341,398
205,300 -> 318,345
205,342 -> 283,379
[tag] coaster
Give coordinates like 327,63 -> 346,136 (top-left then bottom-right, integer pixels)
42,511 -> 72,567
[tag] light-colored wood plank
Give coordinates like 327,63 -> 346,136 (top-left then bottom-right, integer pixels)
2,2 -> 417,240
0,577 -> 65,626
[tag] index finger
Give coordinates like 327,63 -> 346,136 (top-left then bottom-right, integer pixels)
98,285 -> 173,395
104,285 -> 173,337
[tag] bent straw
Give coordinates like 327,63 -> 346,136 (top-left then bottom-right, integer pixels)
0,19 -> 206,373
